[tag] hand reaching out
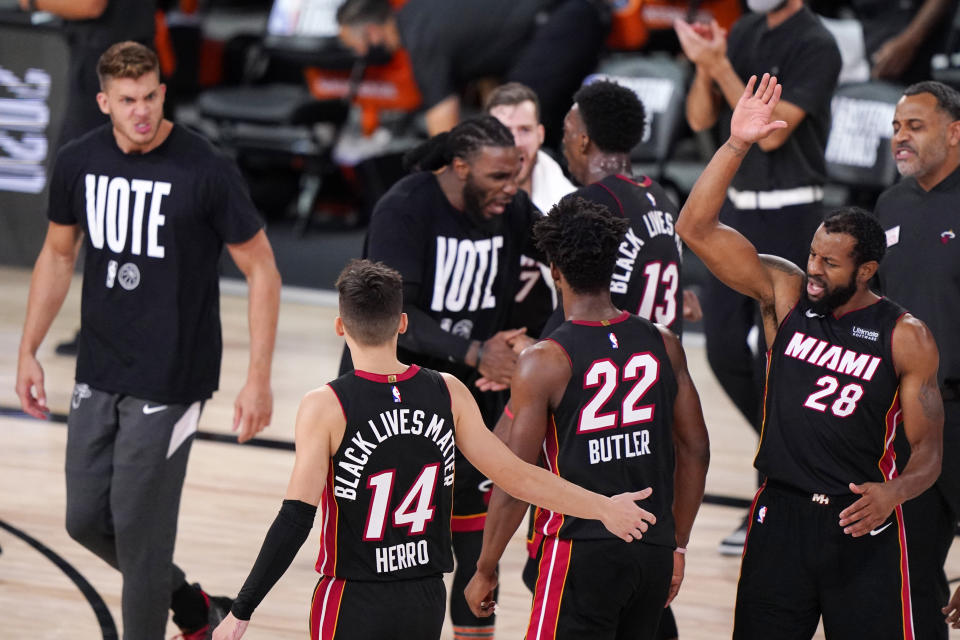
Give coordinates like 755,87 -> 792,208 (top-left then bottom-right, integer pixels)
729,74 -> 788,148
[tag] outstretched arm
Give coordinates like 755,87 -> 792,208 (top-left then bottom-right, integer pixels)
16,221 -> 81,419
658,326 -> 709,606
838,315 -> 942,537
675,74 -> 804,343
214,386 -> 342,640
226,229 -> 281,443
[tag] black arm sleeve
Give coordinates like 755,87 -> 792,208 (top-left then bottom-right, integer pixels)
398,281 -> 473,363
230,499 -> 317,621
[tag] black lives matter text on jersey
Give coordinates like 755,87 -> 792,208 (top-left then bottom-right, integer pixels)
332,407 -> 456,501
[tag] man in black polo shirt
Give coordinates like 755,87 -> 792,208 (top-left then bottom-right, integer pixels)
675,0 -> 842,554
334,0 -> 607,146
875,80 -> 960,640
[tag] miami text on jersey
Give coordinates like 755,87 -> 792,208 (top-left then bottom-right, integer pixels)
783,331 -> 882,381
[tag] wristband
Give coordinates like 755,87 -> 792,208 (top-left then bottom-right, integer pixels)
674,547 -> 687,554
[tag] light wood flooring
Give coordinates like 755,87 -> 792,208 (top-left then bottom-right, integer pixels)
0,265 -> 957,639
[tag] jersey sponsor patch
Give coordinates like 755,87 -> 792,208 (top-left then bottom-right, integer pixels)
884,225 -> 900,247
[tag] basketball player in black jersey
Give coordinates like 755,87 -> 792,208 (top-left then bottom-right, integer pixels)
212,259 -> 658,640
464,197 -> 710,640
676,74 -> 944,639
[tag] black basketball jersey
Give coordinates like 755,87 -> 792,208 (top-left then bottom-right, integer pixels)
757,297 -> 907,494
534,312 -> 677,547
317,366 -> 456,581
578,174 -> 684,335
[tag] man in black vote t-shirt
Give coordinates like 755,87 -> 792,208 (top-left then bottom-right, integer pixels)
876,81 -> 960,639
676,0 -> 842,554
363,116 -> 543,639
15,42 -> 281,640
335,0 -> 608,145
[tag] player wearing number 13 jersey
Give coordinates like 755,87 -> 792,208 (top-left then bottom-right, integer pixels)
677,75 -> 944,640
212,260 -> 658,640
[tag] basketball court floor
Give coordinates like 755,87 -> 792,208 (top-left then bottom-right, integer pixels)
1,266 -> 957,639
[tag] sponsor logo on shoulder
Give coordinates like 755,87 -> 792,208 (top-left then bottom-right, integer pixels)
851,326 -> 879,342
72,383 -> 92,409
869,522 -> 893,536
142,403 -> 168,415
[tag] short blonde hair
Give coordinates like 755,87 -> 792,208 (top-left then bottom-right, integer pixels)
97,41 -> 159,89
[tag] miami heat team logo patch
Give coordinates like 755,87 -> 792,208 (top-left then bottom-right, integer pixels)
391,386 -> 401,403
608,332 -> 619,349
757,506 -> 767,524
942,229 -> 956,244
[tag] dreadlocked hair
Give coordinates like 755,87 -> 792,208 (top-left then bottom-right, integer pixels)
402,116 -> 515,172
535,196 -> 629,294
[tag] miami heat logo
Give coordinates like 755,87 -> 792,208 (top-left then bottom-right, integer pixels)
391,386 -> 401,403
942,229 -> 956,244
608,332 -> 619,349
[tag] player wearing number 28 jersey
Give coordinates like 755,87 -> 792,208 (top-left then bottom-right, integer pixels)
677,74 -> 944,640
212,260 -> 658,640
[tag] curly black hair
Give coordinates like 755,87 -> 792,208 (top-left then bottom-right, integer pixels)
535,196 -> 629,294
573,79 -> 645,153
821,206 -> 886,266
402,116 -> 515,172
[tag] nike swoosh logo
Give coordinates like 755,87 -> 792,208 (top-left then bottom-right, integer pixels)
869,522 -> 893,536
805,310 -> 823,318
143,404 -> 168,415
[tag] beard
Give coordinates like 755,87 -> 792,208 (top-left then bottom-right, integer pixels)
804,271 -> 858,315
462,178 -> 505,234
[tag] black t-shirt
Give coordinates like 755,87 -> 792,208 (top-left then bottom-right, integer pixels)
537,312 -> 677,546
721,8 -> 841,191
366,171 -> 541,385
320,366 -> 455,581
396,0 -> 548,109
876,168 -> 960,392
757,297 -> 905,494
851,0 -> 952,84
48,124 -> 264,403
64,0 -> 156,49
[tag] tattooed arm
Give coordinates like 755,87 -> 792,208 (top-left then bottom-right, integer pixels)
838,314 -> 943,537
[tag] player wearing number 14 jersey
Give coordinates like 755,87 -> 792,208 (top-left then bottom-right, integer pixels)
677,74 -> 944,640
465,197 -> 710,640
212,260 -> 658,640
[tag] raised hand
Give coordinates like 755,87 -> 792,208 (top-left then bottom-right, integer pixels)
729,74 -> 788,147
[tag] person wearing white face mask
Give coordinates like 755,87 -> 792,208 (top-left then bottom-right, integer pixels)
674,0 -> 841,558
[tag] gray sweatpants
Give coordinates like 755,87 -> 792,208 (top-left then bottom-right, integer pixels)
65,383 -> 201,640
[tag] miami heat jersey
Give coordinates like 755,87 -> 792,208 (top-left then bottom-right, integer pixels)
534,311 -> 677,547
577,174 -> 684,335
318,366 -> 456,581
757,297 -> 906,494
